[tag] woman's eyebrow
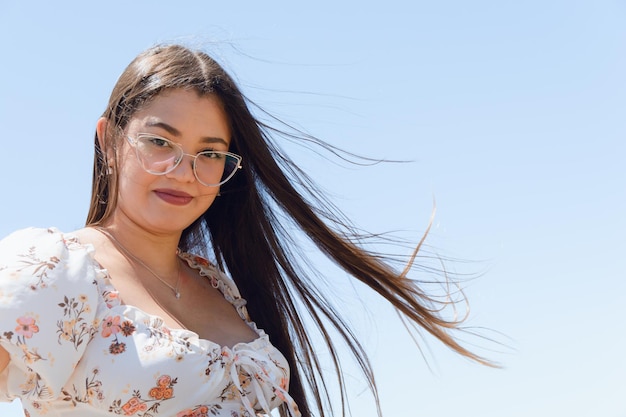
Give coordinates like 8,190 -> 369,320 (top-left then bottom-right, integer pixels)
145,120 -> 181,136
199,137 -> 229,146
145,120 -> 229,146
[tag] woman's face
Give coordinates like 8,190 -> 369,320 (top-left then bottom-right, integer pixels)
108,89 -> 232,234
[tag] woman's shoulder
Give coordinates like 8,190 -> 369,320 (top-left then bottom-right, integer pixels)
0,226 -> 103,298
0,227 -> 104,404
0,226 -> 94,251
1,226 -> 74,249
1,227 -> 88,265
1,226 -> 59,244
1,227 -> 63,265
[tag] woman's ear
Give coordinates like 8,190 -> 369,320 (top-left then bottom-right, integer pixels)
96,117 -> 115,166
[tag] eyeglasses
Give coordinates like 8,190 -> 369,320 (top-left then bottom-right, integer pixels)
126,133 -> 242,186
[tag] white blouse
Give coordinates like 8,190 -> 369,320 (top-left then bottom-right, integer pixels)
0,227 -> 300,417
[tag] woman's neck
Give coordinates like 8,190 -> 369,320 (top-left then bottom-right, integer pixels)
96,216 -> 182,277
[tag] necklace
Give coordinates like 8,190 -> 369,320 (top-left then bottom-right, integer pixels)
94,227 -> 182,299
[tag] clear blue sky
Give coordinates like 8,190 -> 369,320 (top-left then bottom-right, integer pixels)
0,1 -> 624,416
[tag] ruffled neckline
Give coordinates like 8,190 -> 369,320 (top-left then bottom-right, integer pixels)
62,228 -> 270,353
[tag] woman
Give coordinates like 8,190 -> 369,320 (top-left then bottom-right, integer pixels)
0,44 -> 490,417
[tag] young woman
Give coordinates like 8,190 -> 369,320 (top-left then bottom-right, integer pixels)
0,44 -> 490,417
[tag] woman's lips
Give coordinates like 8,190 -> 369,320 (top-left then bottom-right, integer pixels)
154,189 -> 193,206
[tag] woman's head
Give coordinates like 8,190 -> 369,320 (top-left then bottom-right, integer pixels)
86,44 -> 255,230
96,88 -> 236,234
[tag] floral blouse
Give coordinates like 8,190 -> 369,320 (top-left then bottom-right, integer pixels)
0,227 -> 300,417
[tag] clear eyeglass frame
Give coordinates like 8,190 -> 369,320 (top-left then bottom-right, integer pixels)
125,133 -> 243,187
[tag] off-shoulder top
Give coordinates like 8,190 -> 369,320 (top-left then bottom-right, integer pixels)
0,227 -> 300,417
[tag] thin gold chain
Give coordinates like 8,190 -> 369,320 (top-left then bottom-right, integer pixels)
93,227 -> 182,299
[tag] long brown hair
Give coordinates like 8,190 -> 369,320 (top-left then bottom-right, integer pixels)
86,44 -> 492,417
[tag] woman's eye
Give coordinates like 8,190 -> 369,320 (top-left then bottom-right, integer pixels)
200,151 -> 224,159
148,137 -> 171,147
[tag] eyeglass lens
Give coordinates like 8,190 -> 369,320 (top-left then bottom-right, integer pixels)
134,135 -> 239,186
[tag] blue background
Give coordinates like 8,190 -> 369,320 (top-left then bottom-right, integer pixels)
0,1 -> 624,416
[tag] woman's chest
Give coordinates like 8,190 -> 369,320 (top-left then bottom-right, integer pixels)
101,257 -> 259,348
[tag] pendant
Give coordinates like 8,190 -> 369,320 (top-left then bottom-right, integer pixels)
175,291 -> 181,299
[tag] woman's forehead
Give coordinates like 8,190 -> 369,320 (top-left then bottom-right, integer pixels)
127,90 -> 231,143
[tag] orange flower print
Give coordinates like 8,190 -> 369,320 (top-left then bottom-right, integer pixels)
101,316 -> 122,338
148,386 -> 173,400
109,375 -> 178,415
121,396 -> 147,415
163,388 -> 173,399
149,375 -> 175,400
15,316 -> 39,338
176,405 -> 210,417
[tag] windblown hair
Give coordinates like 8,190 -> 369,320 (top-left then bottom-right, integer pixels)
86,44 -> 491,417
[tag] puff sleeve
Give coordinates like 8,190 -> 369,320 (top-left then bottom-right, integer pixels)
0,228 -> 100,402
